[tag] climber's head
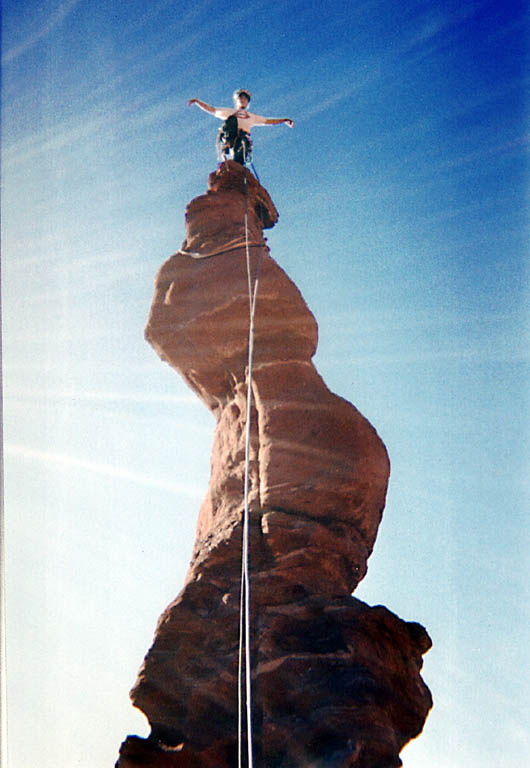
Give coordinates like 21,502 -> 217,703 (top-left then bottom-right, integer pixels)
233,88 -> 251,108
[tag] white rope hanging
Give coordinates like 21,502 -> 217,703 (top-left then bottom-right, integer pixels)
237,162 -> 261,768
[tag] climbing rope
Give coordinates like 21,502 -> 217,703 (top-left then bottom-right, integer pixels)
237,153 -> 264,768
179,150 -> 265,766
177,238 -> 263,260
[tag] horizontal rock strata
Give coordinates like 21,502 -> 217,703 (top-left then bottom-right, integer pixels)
117,161 -> 431,768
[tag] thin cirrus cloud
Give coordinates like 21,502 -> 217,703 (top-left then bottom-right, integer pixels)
285,5 -> 483,126
402,2 -> 481,48
3,89 -> 192,174
1,0 -> 84,65
5,443 -> 203,498
4,389 -> 199,406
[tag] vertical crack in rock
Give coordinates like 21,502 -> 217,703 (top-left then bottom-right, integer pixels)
116,161 -> 432,768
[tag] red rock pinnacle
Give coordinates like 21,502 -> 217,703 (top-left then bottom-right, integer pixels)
116,161 -> 432,768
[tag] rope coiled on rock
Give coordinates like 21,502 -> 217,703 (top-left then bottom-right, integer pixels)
177,238 -> 264,260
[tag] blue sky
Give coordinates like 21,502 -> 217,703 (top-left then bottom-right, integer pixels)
1,0 -> 528,766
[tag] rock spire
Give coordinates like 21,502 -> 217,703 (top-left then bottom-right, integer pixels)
116,161 -> 432,768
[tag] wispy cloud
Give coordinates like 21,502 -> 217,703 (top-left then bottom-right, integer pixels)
326,307 -> 522,333
280,1 -> 483,123
331,346 -> 529,367
316,308 -> 529,367
440,132 -> 530,171
2,0 -> 84,65
2,83 -> 194,174
5,444 -> 203,497
4,389 -> 199,406
295,68 -> 382,123
398,2 -> 481,55
2,107 -> 117,170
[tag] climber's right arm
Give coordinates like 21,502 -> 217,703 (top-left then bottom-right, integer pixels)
187,99 -> 215,114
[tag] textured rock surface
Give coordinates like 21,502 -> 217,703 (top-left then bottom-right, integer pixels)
116,161 -> 432,767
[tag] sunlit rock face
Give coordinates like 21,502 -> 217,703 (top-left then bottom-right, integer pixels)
116,161 -> 432,768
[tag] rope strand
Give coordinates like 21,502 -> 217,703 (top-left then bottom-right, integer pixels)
237,158 -> 263,768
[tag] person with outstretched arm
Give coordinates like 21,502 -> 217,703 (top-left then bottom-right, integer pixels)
188,88 -> 294,165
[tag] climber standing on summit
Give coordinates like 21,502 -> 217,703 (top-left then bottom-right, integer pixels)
188,89 -> 294,165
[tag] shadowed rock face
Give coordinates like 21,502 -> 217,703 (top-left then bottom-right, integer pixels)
116,161 -> 432,768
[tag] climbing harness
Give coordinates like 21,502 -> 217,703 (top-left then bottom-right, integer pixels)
237,150 -> 265,768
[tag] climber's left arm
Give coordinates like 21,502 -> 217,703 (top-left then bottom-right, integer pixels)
264,118 -> 294,127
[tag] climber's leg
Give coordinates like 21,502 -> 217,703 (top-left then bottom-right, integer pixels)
233,133 -> 251,165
